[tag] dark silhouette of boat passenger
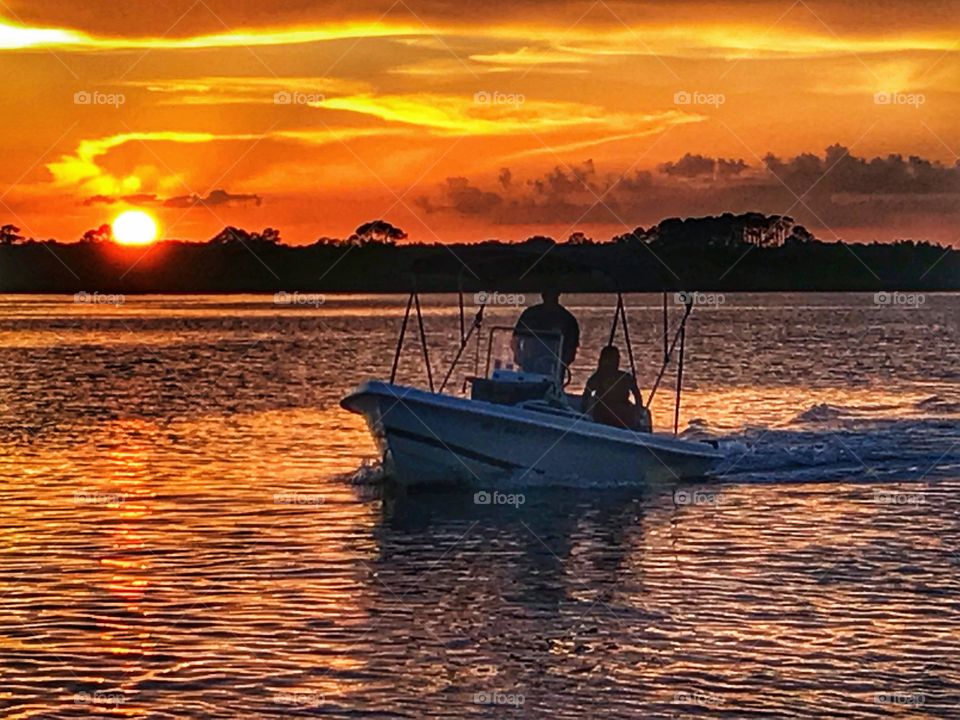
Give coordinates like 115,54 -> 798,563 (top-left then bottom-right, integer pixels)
511,290 -> 580,380
581,346 -> 649,431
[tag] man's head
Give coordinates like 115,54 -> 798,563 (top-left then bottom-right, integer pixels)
541,289 -> 561,306
599,345 -> 620,370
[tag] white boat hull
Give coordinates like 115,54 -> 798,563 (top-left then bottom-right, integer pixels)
341,380 -> 721,488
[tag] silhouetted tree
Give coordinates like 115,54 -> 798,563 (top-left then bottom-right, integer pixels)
0,224 -> 24,245
787,225 -> 816,244
211,226 -> 256,244
80,224 -> 112,243
252,227 -> 281,244
521,235 -> 556,250
565,231 -> 593,245
611,226 -> 648,244
349,220 -> 407,246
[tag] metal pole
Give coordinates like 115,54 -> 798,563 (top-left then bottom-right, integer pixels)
646,301 -> 693,408
439,305 -> 484,393
390,292 -> 415,384
674,321 -> 687,435
474,318 -> 482,378
662,291 -> 669,364
620,295 -> 637,379
413,292 -> 434,392
457,274 -> 466,344
608,292 -> 622,347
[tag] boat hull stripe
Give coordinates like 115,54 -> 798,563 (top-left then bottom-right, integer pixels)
386,427 -> 526,471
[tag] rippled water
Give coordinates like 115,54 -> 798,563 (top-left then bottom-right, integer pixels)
1,293 -> 958,718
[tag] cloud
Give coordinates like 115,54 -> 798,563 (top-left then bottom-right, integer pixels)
47,131 -> 246,195
48,128 -> 389,200
659,153 -> 749,178
416,146 -> 960,237
417,177 -> 501,215
83,193 -> 159,206
82,189 -> 262,208
2,8 -> 954,62
124,75 -> 369,106
0,17 -> 425,51
163,189 -> 263,208
318,93 -> 699,140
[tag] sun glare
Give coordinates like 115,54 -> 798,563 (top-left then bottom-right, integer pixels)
112,210 -> 158,246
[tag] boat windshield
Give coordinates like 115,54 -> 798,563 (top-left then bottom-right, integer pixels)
485,326 -> 564,381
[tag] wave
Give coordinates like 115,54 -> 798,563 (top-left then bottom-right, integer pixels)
791,403 -> 847,423
915,394 -> 960,415
710,417 -> 960,483
340,458 -> 389,486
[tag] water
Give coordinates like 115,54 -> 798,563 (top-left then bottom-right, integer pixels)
1,293 -> 958,718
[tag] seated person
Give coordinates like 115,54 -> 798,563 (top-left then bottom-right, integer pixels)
581,346 -> 644,429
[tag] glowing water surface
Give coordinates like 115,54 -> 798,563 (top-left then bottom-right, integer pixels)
0,293 -> 957,718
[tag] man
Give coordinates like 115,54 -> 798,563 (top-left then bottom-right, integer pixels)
512,289 -> 580,377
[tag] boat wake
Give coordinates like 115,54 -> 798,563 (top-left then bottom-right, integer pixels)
341,458 -> 390,486
702,396 -> 960,484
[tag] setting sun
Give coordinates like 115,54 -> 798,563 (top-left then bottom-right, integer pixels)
112,210 -> 158,246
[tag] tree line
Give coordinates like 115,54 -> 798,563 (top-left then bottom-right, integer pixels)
1,214 -> 956,292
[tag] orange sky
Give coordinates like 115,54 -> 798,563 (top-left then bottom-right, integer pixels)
0,0 -> 957,244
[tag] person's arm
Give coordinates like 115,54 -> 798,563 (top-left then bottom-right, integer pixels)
566,314 -> 580,363
580,377 -> 596,415
629,374 -> 643,406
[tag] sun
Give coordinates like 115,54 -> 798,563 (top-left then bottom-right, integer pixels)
112,210 -> 158,246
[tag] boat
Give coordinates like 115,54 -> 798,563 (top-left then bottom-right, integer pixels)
341,292 -> 722,489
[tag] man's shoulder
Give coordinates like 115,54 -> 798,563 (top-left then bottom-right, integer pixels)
515,303 -> 544,325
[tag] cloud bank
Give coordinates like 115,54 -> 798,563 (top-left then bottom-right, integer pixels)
416,147 -> 960,239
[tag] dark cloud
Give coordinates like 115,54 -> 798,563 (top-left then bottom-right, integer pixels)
659,153 -> 715,177
163,189 -> 263,209
82,193 -> 158,206
417,147 -> 960,239
416,177 -> 501,215
659,153 -> 748,178
717,158 -> 748,177
83,189 -> 263,210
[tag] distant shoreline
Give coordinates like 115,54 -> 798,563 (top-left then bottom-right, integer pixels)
3,215 -> 957,294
